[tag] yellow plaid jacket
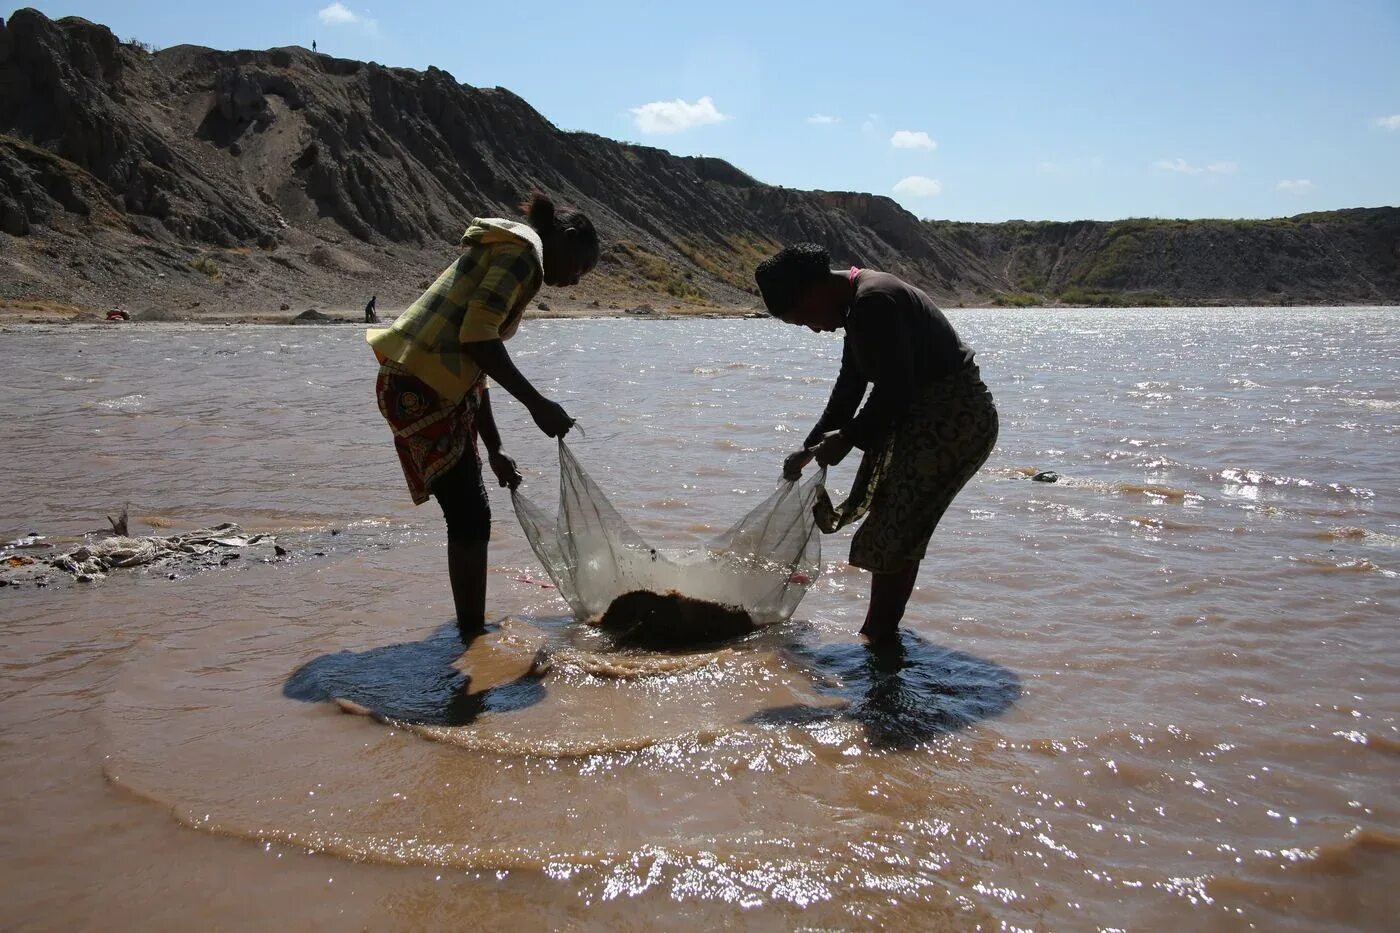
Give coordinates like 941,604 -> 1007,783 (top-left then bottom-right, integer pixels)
367,219 -> 544,402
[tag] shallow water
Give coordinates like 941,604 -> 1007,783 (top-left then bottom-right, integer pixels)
1,309 -> 1398,929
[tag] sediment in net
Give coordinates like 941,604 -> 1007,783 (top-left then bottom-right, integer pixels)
595,590 -> 756,648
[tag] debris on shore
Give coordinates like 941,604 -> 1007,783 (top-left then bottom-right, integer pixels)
0,521 -> 282,588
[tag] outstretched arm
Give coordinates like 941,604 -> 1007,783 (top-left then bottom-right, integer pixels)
476,386 -> 504,453
463,340 -> 572,438
783,340 -> 867,479
475,387 -> 523,490
803,342 -> 867,448
840,306 -> 919,451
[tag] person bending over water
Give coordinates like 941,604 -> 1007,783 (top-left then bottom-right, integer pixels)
755,244 -> 998,645
369,192 -> 599,640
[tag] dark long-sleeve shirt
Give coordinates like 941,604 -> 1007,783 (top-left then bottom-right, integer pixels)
803,270 -> 974,451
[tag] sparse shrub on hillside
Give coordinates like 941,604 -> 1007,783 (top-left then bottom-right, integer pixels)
1057,285 -> 1172,307
616,241 -> 708,302
992,291 -> 1044,307
1014,268 -> 1047,293
1081,232 -> 1142,287
191,255 -> 221,280
673,235 -> 780,293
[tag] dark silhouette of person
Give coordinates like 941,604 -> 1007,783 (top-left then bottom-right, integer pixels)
755,244 -> 998,645
369,191 -> 598,642
312,39 -> 317,53
364,294 -> 378,323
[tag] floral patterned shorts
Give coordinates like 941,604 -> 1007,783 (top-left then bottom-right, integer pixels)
815,365 -> 999,573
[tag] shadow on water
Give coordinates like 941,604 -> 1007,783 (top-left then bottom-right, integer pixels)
749,629 -> 1022,750
282,623 -> 545,727
282,618 -> 1018,749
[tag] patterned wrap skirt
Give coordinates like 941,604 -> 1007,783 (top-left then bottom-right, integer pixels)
814,364 -> 999,573
375,360 -> 484,505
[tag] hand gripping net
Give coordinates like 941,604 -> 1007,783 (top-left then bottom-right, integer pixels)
512,441 -> 825,643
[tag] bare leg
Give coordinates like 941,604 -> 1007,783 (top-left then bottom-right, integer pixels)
859,560 -> 920,644
447,539 -> 489,640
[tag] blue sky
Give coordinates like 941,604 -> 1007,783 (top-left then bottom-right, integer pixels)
17,1 -> 1400,222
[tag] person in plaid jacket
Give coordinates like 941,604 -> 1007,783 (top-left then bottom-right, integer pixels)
369,191 -> 599,639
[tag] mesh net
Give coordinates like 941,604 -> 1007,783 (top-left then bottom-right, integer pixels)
512,441 -> 825,642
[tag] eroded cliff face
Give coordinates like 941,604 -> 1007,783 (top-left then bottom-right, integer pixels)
2,8 -> 1397,317
928,211 -> 1400,305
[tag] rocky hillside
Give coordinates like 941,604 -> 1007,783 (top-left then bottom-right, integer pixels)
2,8 -> 1398,320
927,210 -> 1400,306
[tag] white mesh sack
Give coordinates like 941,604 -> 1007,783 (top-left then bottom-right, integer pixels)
512,441 -> 825,643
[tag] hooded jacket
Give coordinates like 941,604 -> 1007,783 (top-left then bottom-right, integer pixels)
367,219 -> 544,402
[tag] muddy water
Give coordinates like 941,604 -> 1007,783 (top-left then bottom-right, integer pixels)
1,309 -> 1397,929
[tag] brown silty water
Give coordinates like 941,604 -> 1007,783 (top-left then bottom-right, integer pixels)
1,309 -> 1397,929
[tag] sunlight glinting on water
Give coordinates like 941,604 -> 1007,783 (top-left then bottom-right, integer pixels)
1,309 -> 1397,928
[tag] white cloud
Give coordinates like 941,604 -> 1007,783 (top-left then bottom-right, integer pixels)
1154,158 -> 1197,174
1154,157 -> 1237,175
630,96 -> 729,134
891,130 -> 937,151
1373,114 -> 1400,131
893,175 -> 943,197
318,2 -> 356,24
807,114 -> 839,125
1277,178 -> 1315,193
317,2 -> 377,34
859,113 -> 880,136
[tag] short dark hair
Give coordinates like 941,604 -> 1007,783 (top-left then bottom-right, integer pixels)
520,189 -> 598,259
754,243 -> 831,317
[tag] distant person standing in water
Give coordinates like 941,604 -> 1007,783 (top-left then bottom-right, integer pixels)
755,243 -> 998,645
363,294 -> 378,324
369,192 -> 599,640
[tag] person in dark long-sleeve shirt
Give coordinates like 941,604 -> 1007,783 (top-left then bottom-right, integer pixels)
801,269 -> 974,451
755,243 -> 998,644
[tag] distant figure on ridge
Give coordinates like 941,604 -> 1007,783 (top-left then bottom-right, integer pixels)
756,244 -> 999,646
363,295 -> 378,324
312,39 -> 317,53
368,192 -> 599,641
